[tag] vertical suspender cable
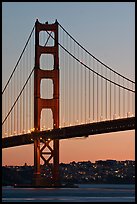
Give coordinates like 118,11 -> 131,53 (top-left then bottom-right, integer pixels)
32,33 -> 34,130
132,82 -> 134,116
123,77 -> 125,117
114,72 -> 116,116
67,34 -> 69,126
77,45 -> 79,124
119,75 -> 120,118
23,54 -> 25,132
17,62 -> 19,134
97,62 -> 99,122
6,79 -> 8,134
85,53 -> 86,123
11,78 -> 12,135
93,58 -> 94,121
128,80 -> 130,115
81,49 -> 83,123
71,37 -> 73,124
70,37 -> 72,125
26,47 -> 28,132
2,91 -> 4,135
3,90 -> 5,135
62,28 -> 65,127
20,60 -> 23,133
101,64 -> 103,119
6,89 -> 8,135
105,66 -> 107,120
7,89 -> 9,135
29,35 -> 31,131
65,33 -> 67,126
73,41 -> 76,124
69,36 -> 71,125
14,65 -> 16,134
110,70 -> 111,120
15,68 -> 17,134
89,54 -> 90,122
4,90 -> 5,135
64,33 -> 67,127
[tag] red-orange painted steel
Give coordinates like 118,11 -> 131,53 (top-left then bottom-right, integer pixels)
34,19 -> 60,186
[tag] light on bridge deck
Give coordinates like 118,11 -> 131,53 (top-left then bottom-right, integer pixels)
127,112 -> 133,117
31,128 -> 35,132
43,125 -> 46,130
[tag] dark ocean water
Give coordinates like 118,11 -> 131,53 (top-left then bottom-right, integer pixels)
2,184 -> 135,202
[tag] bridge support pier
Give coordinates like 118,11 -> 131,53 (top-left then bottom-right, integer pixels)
33,19 -> 60,187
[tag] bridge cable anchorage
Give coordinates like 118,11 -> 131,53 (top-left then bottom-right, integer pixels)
46,30 -> 135,94
58,22 -> 135,84
2,24 -> 35,94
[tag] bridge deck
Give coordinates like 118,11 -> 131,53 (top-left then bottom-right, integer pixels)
2,117 -> 135,148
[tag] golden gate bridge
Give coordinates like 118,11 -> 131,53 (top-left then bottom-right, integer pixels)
2,19 -> 135,187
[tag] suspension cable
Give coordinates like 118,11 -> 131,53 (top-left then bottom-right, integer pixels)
46,30 -> 134,93
2,68 -> 34,125
58,22 -> 135,84
2,24 -> 35,94
59,41 -> 134,93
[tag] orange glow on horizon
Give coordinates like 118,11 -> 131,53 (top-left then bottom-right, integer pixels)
2,130 -> 135,166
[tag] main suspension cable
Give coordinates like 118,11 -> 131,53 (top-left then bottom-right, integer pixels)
58,22 -> 135,84
2,24 -> 35,94
2,68 -> 34,125
46,29 -> 135,93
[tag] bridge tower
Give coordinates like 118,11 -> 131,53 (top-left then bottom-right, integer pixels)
33,19 -> 60,186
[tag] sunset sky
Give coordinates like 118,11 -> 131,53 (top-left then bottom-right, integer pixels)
2,2 -> 135,166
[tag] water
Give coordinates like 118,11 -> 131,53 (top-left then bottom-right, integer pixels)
2,184 -> 135,202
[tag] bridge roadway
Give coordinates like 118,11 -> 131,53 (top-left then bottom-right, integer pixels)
2,117 -> 135,148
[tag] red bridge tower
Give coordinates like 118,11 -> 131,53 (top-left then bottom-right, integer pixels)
33,19 -> 60,186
